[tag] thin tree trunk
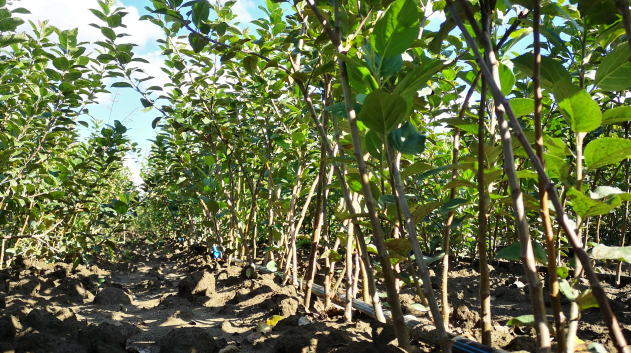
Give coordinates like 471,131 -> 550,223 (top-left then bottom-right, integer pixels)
387,143 -> 451,353
616,124 -> 630,284
533,2 -> 565,347
476,77 -> 492,346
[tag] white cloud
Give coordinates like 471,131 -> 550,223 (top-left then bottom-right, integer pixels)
231,0 -> 255,24
10,0 -> 161,52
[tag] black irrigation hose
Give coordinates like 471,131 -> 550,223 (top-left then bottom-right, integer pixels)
232,258 -> 508,353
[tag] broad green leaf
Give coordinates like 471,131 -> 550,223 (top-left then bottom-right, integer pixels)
513,54 -> 571,90
576,289 -> 599,311
591,244 -> 631,263
348,66 -> 379,95
510,98 -> 534,117
545,137 -> 572,156
189,32 -> 208,53
499,63 -> 515,96
320,249 -> 343,262
192,0 -> 210,27
440,198 -> 469,214
594,44 -> 631,91
553,79 -> 601,133
243,56 -> 259,76
366,130 -> 383,161
443,180 -> 476,189
388,122 -> 426,155
506,315 -> 535,327
401,161 -> 431,179
544,154 -> 570,180
0,17 -> 24,32
385,238 -> 412,258
410,303 -> 430,312
0,33 -> 26,47
584,137 -> 631,171
572,0 -> 620,28
204,155 -> 215,166
358,90 -> 408,134
371,0 -> 419,58
112,200 -> 128,215
53,57 -> 71,71
393,59 -> 444,101
495,240 -> 548,265
266,260 -> 278,272
111,82 -> 133,88
559,279 -> 576,301
602,106 -> 631,125
101,27 -> 116,41
412,201 -> 442,223
557,266 -> 569,279
567,187 -> 622,218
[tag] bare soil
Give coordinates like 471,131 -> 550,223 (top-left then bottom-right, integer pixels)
0,240 -> 629,353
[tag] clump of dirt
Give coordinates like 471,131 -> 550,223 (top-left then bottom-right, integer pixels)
178,270 -> 216,301
93,286 -> 133,306
158,327 -> 218,353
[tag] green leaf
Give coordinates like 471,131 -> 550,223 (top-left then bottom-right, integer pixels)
204,155 -> 215,166
573,0 -> 619,27
0,17 -> 24,32
602,106 -> 631,125
101,27 -> 116,41
440,198 -> 469,214
545,137 -> 572,156
388,121 -> 426,155
371,0 -> 419,58
366,130 -> 383,161
544,154 -> 570,180
559,279 -> 576,301
345,63 -> 378,95
594,44 -> 631,91
506,315 -> 535,327
111,82 -> 133,88
553,79 -> 601,133
189,32 -> 208,53
591,244 -> 631,263
495,240 -> 548,265
576,289 -> 599,311
584,137 -> 631,171
499,63 -> 515,96
320,249 -> 343,262
412,201 -> 443,223
358,90 -> 408,134
587,343 -> 609,353
53,57 -> 70,71
409,303 -> 430,312
112,200 -> 129,215
192,0 -> 210,27
557,266 -> 569,279
385,238 -> 412,258
401,161 -> 431,179
243,56 -> 259,76
512,53 -> 571,90
567,187 -> 622,218
443,180 -> 477,189
0,33 -> 26,47
266,260 -> 278,272
510,98 -> 534,117
393,59 -> 444,101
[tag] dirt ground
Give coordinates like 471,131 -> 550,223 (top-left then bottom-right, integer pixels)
0,240 -> 629,353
